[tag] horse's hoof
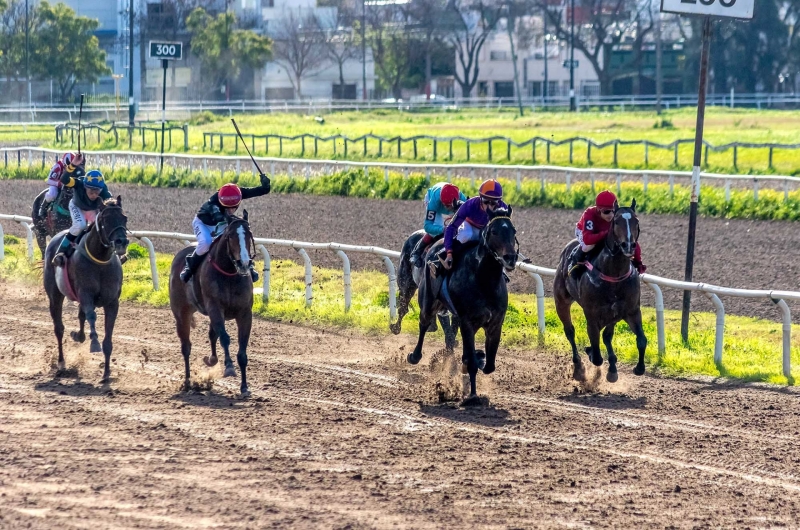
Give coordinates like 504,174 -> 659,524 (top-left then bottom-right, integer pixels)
100,377 -> 110,385
407,352 -> 422,365
482,362 -> 496,375
203,355 -> 218,367
572,363 -> 585,382
633,363 -> 646,376
461,363 -> 469,375
238,390 -> 251,399
460,394 -> 487,408
181,380 -> 191,392
90,341 -> 102,354
606,370 -> 619,383
476,355 -> 486,372
223,366 -> 237,378
57,361 -> 66,371
70,331 -> 85,343
389,322 -> 401,335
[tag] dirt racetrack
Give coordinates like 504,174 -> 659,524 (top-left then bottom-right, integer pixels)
2,282 -> 800,528
1,179 -> 799,320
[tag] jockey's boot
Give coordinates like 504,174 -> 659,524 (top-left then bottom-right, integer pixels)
428,248 -> 448,278
52,234 -> 76,267
38,201 -> 49,219
249,263 -> 260,282
409,238 -> 426,268
180,252 -> 203,283
632,259 -> 647,274
568,247 -> 587,281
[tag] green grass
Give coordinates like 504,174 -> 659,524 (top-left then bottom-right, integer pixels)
4,163 -> 800,222
3,237 -> 799,386
14,107 -> 800,175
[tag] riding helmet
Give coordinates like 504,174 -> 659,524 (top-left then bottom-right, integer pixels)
84,169 -> 105,190
595,190 -> 617,209
439,183 -> 460,208
218,183 -> 243,208
478,179 -> 503,199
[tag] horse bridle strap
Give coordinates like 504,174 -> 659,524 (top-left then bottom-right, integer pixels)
95,206 -> 126,248
481,216 -> 517,267
583,261 -> 634,283
84,243 -> 112,265
211,258 -> 239,277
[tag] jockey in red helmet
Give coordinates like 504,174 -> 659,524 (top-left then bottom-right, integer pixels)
568,190 -> 646,280
39,152 -> 85,218
180,174 -> 271,282
408,182 -> 467,268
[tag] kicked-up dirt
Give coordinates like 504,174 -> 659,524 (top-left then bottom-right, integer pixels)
1,282 -> 800,528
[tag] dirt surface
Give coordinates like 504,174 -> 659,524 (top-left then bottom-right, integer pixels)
2,179 -> 799,320
2,282 -> 800,528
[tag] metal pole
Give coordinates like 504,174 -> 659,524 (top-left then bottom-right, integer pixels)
656,10 -> 663,115
362,0 -> 367,100
680,16 -> 712,343
159,59 -> 167,173
25,0 -> 30,108
128,0 -> 135,126
543,7 -> 549,103
569,0 -> 576,112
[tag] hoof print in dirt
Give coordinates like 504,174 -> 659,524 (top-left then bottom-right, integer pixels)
460,394 -> 490,408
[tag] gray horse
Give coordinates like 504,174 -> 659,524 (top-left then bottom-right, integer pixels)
553,200 -> 647,383
407,209 -> 518,400
43,197 -> 130,383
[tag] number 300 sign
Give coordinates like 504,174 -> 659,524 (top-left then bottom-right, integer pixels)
149,41 -> 183,61
661,0 -> 754,19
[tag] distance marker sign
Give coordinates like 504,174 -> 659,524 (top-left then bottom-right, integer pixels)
149,41 -> 183,61
661,0 -> 754,20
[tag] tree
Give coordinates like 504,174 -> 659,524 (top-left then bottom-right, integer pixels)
0,0 -> 29,83
366,3 -> 415,99
501,0 -> 537,114
186,7 -> 272,100
270,9 -> 326,99
315,7 -> 359,99
404,0 -> 450,99
29,1 -> 110,101
447,0 -> 503,98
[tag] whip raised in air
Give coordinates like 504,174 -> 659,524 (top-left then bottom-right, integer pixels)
77,93 -> 85,155
231,118 -> 265,177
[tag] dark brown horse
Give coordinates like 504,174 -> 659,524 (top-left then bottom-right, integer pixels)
43,197 -> 130,383
169,212 -> 256,397
407,209 -> 518,400
553,200 -> 647,383
32,187 -> 73,257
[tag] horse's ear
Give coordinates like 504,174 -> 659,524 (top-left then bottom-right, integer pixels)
116,195 -> 122,208
613,200 -> 619,213
243,209 -> 249,222
630,198 -> 637,212
507,205 -> 513,218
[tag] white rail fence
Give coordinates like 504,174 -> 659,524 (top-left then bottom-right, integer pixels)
3,146 -> 800,201
1,213 -> 797,381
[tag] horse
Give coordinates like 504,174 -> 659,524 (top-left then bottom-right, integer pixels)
32,187 -> 74,257
553,200 -> 647,383
407,209 -> 518,400
169,212 -> 256,397
43,197 -> 130,383
390,230 -> 459,351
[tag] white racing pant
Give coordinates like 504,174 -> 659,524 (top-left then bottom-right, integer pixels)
192,216 -> 217,256
456,222 -> 480,245
575,227 -> 595,253
44,184 -> 60,203
68,199 -> 97,237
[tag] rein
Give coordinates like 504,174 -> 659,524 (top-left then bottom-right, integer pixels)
210,220 -> 254,277
81,206 -> 127,266
481,216 -> 517,269
583,261 -> 634,283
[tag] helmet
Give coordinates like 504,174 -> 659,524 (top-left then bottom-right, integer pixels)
83,169 -> 105,190
439,184 -> 460,208
478,179 -> 503,200
218,183 -> 242,208
595,190 -> 617,209
62,152 -> 77,165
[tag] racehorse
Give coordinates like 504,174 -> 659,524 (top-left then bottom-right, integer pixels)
32,187 -> 74,257
43,197 -> 129,383
169,212 -> 256,397
553,200 -> 647,383
407,209 -> 518,400
391,230 -> 459,351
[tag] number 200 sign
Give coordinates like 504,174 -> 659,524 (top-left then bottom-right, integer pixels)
661,0 -> 754,20
149,41 -> 183,61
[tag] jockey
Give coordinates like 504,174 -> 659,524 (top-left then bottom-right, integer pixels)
179,173 -> 271,283
409,182 -> 467,268
436,179 -> 509,273
569,190 -> 646,280
39,152 -> 85,218
53,169 -> 112,266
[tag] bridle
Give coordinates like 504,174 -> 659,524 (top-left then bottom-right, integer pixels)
605,209 -> 639,257
84,204 -> 129,265
213,219 -> 255,277
481,215 -> 519,270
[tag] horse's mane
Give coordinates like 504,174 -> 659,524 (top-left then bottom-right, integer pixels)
102,197 -> 120,208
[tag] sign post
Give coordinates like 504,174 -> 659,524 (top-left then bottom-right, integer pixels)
659,0 -> 755,343
149,41 -> 183,174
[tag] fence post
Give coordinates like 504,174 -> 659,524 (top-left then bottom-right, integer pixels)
733,145 -> 738,170
614,141 -> 618,167
644,143 -> 649,167
296,248 -> 313,308
139,237 -> 159,291
587,143 -> 592,165
413,139 -> 418,159
466,141 -> 470,161
183,125 -> 189,151
525,271 -> 546,344
725,179 -> 731,202
256,244 -> 270,303
336,250 -> 351,312
616,173 -> 621,195
447,168 -> 452,183
769,147 -> 774,170
532,139 -> 536,164
516,169 -> 521,191
506,139 -> 511,161
449,139 -> 453,161
384,166 -> 389,183
784,180 -> 789,202
546,142 -> 550,163
674,142 -> 679,166
589,172 -> 595,193
565,172 -> 571,193
703,292 -> 725,366
433,139 -> 437,161
644,281 -> 666,356
643,174 -> 648,194
381,255 -> 398,322
540,170 -> 545,193
0,221 -> 4,260
569,140 -> 573,164
669,174 -> 674,196
773,298 -> 792,379
753,179 -> 759,201
470,168 -> 475,187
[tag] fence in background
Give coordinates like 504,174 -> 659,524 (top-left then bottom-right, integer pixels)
0,212 -> 797,382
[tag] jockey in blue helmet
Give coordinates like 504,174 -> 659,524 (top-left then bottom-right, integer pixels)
52,169 -> 112,266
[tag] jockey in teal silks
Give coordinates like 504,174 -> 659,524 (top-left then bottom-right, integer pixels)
409,182 -> 467,268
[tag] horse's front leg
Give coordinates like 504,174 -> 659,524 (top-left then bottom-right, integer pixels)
235,311 -> 252,397
79,295 -> 101,354
71,307 -> 86,343
408,281 -> 435,365
482,322 -> 501,375
625,310 -> 648,376
208,307 -> 235,378
203,325 -> 219,367
459,321 -> 479,398
586,320 -> 603,367
602,324 -> 618,383
100,301 -> 119,384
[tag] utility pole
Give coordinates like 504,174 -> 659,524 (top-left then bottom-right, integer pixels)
362,0 -> 367,100
543,6 -> 548,104
569,0 -> 576,112
128,0 -> 135,125
25,0 -> 31,107
656,9 -> 663,115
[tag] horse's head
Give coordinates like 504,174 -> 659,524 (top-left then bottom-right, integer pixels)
221,209 -> 255,277
97,196 -> 129,257
482,207 -> 518,272
610,199 -> 640,258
